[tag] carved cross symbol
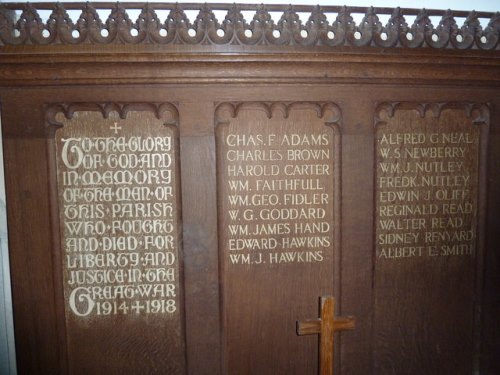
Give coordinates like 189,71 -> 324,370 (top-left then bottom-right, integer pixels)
297,296 -> 355,375
110,122 -> 122,134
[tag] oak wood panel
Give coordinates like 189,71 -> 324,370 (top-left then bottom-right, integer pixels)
1,99 -> 63,374
1,55 -> 499,87
179,101 -> 222,375
0,81 -> 498,374
338,97 -> 376,375
216,102 -> 341,375
373,104 -> 488,375
49,106 -> 186,374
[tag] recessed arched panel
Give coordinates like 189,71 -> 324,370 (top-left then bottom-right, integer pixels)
215,102 -> 342,374
46,103 -> 186,375
373,103 -> 489,375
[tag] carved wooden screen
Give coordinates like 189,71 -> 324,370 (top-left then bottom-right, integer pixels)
0,2 -> 499,375
0,3 -> 499,50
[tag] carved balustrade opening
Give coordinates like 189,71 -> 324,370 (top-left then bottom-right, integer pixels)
0,2 -> 498,49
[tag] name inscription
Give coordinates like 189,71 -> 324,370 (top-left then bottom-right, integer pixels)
375,106 -> 480,260
55,110 -> 180,318
217,103 -> 339,267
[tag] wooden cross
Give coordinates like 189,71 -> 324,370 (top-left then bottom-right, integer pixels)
297,296 -> 355,375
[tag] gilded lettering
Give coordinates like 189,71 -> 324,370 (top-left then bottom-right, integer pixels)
222,126 -> 335,266
376,126 -> 479,261
57,113 -> 179,317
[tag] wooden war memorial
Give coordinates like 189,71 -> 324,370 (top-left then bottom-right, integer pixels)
0,2 -> 498,374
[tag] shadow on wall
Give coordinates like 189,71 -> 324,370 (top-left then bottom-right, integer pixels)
0,114 -> 17,375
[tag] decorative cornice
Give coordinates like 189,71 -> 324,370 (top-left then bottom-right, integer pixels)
0,3 -> 498,50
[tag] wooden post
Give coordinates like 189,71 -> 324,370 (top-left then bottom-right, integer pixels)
297,296 -> 355,375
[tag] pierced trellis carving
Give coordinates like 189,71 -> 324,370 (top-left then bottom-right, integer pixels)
0,3 -> 498,50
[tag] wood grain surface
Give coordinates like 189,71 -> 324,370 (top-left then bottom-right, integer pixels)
0,7 -> 498,371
